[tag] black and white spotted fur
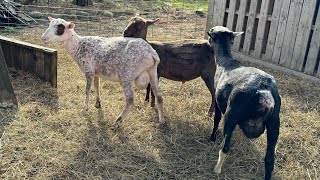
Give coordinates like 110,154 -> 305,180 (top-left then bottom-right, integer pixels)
41,17 -> 165,126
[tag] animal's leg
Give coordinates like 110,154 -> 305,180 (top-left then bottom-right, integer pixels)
115,81 -> 134,127
210,101 -> 222,142
264,110 -> 280,180
214,109 -> 238,174
94,76 -> 101,109
148,70 -> 164,124
83,72 -> 93,111
201,75 -> 215,117
145,83 -> 151,102
150,75 -> 160,108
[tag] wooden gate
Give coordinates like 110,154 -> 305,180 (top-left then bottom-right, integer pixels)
206,0 -> 320,79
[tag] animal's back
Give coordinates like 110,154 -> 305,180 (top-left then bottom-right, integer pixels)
216,66 -> 277,114
149,39 -> 215,81
75,36 -> 158,81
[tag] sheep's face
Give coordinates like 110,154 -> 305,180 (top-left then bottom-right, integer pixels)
41,17 -> 75,44
123,17 -> 159,40
207,26 -> 243,46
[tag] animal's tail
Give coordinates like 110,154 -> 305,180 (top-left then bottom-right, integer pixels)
151,49 -> 160,67
256,89 -> 275,116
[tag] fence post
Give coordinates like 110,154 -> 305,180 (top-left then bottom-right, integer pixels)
205,0 -> 215,39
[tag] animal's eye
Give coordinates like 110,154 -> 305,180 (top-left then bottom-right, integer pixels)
56,24 -> 65,36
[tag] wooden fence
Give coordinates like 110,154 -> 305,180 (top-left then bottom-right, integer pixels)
0,36 -> 57,87
206,0 -> 320,79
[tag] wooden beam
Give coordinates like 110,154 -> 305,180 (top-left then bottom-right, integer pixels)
232,51 -> 320,84
226,0 -> 237,30
304,6 -> 320,75
279,0 -> 304,68
0,44 -> 18,108
243,0 -> 258,54
254,0 -> 270,58
264,0 -> 283,62
0,35 -> 57,87
205,0 -> 215,39
233,0 -> 248,51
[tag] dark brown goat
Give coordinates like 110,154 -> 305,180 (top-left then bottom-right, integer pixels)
123,16 -> 216,116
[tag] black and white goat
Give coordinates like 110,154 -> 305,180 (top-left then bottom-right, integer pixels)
207,26 -> 281,180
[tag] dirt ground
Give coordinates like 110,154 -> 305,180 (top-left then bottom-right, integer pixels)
0,1 -> 319,179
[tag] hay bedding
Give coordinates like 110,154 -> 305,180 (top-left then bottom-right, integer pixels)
0,31 -> 319,179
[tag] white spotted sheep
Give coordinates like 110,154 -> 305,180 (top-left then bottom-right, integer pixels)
123,16 -> 216,116
207,26 -> 281,180
41,17 -> 164,126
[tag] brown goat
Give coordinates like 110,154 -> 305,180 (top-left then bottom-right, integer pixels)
123,16 -> 216,116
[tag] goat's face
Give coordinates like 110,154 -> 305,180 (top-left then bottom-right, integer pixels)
41,17 -> 75,44
207,26 -> 243,46
123,17 -> 159,40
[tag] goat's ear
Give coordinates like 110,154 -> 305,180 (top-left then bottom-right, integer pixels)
48,16 -> 54,21
207,32 -> 213,38
233,31 -> 244,37
68,23 -> 75,29
146,18 -> 160,26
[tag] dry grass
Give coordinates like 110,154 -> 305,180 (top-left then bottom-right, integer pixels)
0,28 -> 319,180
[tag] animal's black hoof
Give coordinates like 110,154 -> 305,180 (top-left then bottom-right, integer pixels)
95,101 -> 101,109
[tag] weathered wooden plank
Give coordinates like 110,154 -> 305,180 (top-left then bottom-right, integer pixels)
0,36 -> 55,53
271,0 -> 291,64
35,50 -> 45,80
232,50 -> 320,83
44,53 -> 52,82
50,51 -> 58,88
213,0 -> 227,26
317,62 -> 320,78
211,0 -> 221,27
254,0 -> 270,58
243,0 -> 259,54
30,49 -> 37,74
22,48 -> 30,71
291,0 -> 317,71
233,0 -> 248,51
205,0 -> 215,38
0,43 -> 13,67
0,36 -> 57,87
279,0 -> 304,68
226,0 -> 237,30
0,44 -> 18,107
304,7 -> 320,75
264,0 -> 283,61
15,46 -> 22,70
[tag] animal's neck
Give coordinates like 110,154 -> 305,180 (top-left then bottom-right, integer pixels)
63,30 -> 81,57
213,43 -> 240,69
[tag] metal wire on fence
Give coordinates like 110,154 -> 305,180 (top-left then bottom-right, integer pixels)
0,0 -> 208,41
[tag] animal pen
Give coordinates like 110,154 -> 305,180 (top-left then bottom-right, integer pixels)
206,0 -> 320,81
0,0 -> 319,180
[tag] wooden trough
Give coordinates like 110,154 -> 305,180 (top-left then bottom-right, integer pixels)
0,35 -> 57,107
0,35 -> 57,88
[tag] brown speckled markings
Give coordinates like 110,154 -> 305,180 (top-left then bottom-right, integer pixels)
41,17 -> 164,125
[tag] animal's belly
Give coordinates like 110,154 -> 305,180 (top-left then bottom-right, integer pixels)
158,61 -> 201,81
97,72 -> 121,82
239,119 -> 266,139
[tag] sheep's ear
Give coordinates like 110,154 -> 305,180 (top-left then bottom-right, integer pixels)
48,16 -> 54,21
68,23 -> 75,29
207,32 -> 214,39
233,31 -> 244,37
146,18 -> 160,26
